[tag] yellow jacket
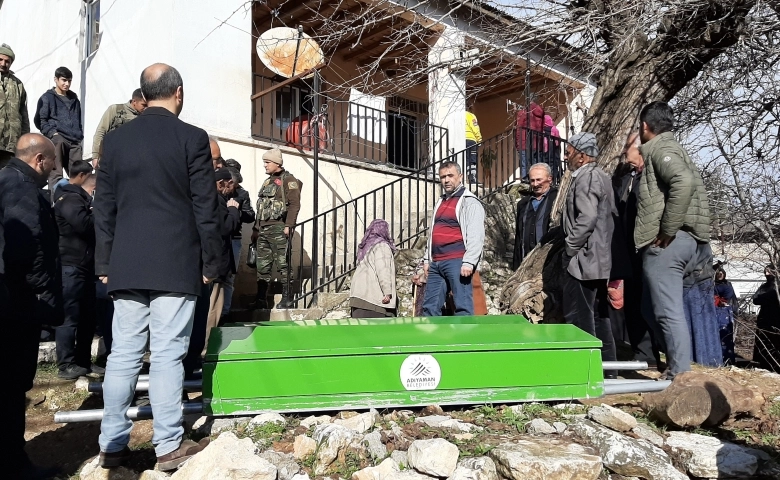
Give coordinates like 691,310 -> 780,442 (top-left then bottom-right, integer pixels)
465,111 -> 482,142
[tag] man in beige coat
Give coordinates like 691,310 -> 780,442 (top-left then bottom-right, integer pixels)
349,219 -> 397,318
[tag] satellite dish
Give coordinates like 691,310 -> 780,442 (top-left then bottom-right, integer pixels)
256,27 -> 324,78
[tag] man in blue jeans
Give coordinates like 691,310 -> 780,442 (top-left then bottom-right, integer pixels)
94,64 -> 222,472
422,161 -> 485,316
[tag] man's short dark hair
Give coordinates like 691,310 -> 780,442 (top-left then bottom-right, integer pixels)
55,66 -> 73,79
439,161 -> 462,174
140,66 -> 183,101
640,102 -> 675,134
224,158 -> 241,172
131,88 -> 144,100
69,160 -> 93,177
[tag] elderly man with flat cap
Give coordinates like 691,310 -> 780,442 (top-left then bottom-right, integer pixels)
561,132 -> 618,376
251,147 -> 302,309
0,44 -> 31,168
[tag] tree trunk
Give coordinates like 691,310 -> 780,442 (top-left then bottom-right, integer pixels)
500,1 -> 757,320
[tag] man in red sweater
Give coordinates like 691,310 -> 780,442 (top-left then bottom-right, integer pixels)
421,161 -> 485,316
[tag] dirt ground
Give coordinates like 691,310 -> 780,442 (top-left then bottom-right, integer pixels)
25,359 -> 780,479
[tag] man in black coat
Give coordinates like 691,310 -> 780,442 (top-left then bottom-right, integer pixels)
54,160 -> 101,379
94,64 -> 221,472
222,159 -> 255,319
513,163 -> 558,269
0,133 -> 63,479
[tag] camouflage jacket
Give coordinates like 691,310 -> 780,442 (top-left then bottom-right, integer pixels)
0,72 -> 30,153
255,170 -> 302,229
92,102 -> 140,158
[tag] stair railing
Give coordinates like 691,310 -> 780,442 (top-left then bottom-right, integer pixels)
284,127 -> 567,308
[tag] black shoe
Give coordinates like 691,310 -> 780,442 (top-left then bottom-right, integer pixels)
89,363 -> 106,375
248,280 -> 269,310
98,446 -> 131,468
58,365 -> 90,379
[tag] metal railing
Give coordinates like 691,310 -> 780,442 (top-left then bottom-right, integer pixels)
285,126 -> 567,308
251,75 -> 449,170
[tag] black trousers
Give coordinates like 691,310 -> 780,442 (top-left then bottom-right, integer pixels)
562,272 -> 617,369
56,265 -> 97,370
3,318 -> 41,468
184,282 -> 213,378
624,275 -> 661,365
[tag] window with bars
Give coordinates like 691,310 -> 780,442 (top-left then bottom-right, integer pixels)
86,0 -> 100,56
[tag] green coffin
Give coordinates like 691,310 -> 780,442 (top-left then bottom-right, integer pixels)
202,316 -> 604,415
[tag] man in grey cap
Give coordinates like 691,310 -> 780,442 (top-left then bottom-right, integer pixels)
561,132 -> 618,375
250,147 -> 302,309
0,44 -> 31,168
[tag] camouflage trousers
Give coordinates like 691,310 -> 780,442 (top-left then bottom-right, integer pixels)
256,223 -> 289,282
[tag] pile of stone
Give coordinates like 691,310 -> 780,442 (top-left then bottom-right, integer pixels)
77,399 -> 780,480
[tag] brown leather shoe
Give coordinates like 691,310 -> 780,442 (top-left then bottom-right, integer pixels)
98,447 -> 131,467
157,438 -> 210,472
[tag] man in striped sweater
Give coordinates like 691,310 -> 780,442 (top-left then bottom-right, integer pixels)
422,161 -> 485,316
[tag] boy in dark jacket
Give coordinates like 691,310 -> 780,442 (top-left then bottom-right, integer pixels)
54,160 -> 100,379
34,66 -> 84,196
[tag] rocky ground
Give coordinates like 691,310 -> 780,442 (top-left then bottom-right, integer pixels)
21,361 -> 780,480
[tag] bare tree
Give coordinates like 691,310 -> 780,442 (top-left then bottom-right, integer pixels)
501,0 -> 780,322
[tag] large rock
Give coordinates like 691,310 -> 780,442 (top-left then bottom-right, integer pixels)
300,415 -> 332,429
294,434 -> 317,460
665,431 -> 760,478
334,409 -> 381,433
587,404 -> 637,432
415,416 -> 482,433
259,450 -> 301,480
408,438 -> 459,477
489,439 -> 602,480
631,424 -> 664,448
447,457 -> 498,480
171,432 -> 277,480
525,419 -> 556,435
79,457 -> 136,480
571,419 -> 687,480
313,423 -> 357,475
363,430 -> 388,460
139,471 -> 171,480
391,450 -> 409,468
251,412 -> 286,426
197,416 -> 251,436
353,458 -> 434,480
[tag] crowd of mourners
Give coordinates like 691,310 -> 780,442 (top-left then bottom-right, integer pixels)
1,42 -> 779,479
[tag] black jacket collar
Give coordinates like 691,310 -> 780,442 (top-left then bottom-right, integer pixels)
57,182 -> 91,201
9,158 -> 47,188
141,106 -> 177,118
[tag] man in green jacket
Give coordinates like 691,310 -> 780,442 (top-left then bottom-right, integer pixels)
0,44 -> 30,168
92,89 -> 147,167
630,101 -> 711,379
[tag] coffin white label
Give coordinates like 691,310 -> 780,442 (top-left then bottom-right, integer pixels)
400,355 -> 441,391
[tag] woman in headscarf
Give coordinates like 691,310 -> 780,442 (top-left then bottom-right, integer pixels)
349,219 -> 398,318
714,267 -> 738,365
753,265 -> 780,371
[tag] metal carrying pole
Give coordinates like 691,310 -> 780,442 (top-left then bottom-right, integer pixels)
88,379 -> 203,394
603,380 -> 671,395
55,402 -> 204,424
601,361 -> 649,371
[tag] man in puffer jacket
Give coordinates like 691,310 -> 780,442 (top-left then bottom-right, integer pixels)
34,66 -> 84,196
629,101 -> 711,380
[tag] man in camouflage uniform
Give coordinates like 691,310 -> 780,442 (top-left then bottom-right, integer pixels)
92,88 -> 147,167
251,147 -> 302,309
0,44 -> 30,168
